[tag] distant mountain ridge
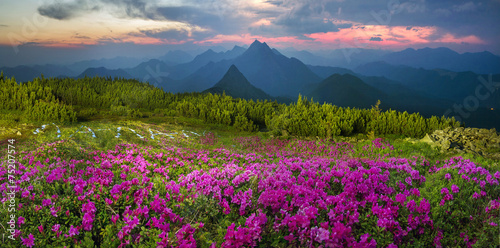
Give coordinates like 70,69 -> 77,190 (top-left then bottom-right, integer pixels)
68,56 -> 147,74
381,47 -> 500,74
77,67 -> 132,79
354,61 -> 500,109
166,46 -> 247,80
158,50 -> 194,65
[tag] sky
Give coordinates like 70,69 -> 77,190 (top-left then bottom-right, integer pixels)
0,0 -> 499,66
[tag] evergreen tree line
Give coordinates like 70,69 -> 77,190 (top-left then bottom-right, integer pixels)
0,73 -> 76,122
0,73 -> 460,138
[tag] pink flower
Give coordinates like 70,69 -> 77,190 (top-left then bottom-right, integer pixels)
284,234 -> 296,242
412,188 -> 420,197
472,192 -> 480,199
65,225 -> 79,238
42,198 -> 52,207
38,225 -> 43,233
451,185 -> 459,194
50,207 -> 59,217
18,216 -> 25,225
21,233 -> 35,247
405,177 -> 412,186
407,200 -> 417,212
52,224 -> 60,232
490,222 -> 498,226
112,214 -> 120,224
440,188 -> 449,195
395,193 -> 407,205
444,173 -> 451,180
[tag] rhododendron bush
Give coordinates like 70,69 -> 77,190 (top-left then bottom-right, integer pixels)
1,136 -> 499,247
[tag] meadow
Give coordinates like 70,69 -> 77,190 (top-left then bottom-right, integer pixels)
1,120 -> 498,247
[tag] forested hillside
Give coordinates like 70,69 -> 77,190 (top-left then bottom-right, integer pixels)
0,72 -> 460,138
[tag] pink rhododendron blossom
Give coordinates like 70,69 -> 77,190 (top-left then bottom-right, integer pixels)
21,233 -> 35,247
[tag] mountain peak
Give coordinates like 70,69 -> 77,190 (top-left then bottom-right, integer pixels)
243,40 -> 274,57
227,64 -> 239,73
203,49 -> 217,55
219,65 -> 247,86
203,64 -> 271,101
251,40 -> 262,46
230,45 -> 246,53
248,40 -> 271,50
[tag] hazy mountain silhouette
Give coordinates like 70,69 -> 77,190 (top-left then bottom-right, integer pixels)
381,47 -> 500,74
30,64 -> 76,78
158,50 -> 193,65
354,61 -> 500,108
280,49 -> 331,66
305,73 -> 387,109
307,65 -> 355,79
327,49 -> 390,69
356,74 -> 459,117
68,56 -> 147,74
125,59 -> 171,82
169,61 -> 232,93
203,65 -> 271,101
233,40 -> 322,96
0,66 -> 44,82
77,67 -> 133,79
167,46 -> 246,80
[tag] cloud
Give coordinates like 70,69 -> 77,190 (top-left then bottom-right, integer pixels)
155,6 -> 219,25
369,37 -> 383,41
37,0 -> 156,20
139,29 -> 189,41
249,0 -> 352,36
453,2 -> 479,12
264,0 -> 284,6
38,0 -> 100,20
102,0 -> 164,19
73,33 -> 91,39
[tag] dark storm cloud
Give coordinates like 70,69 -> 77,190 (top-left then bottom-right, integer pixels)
37,0 -> 154,20
265,0 -> 284,6
272,3 -> 338,34
155,6 -> 219,25
101,0 -> 156,19
37,0 -> 253,37
369,37 -> 383,41
251,0 -> 352,36
155,2 -> 260,36
38,0 -> 100,20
